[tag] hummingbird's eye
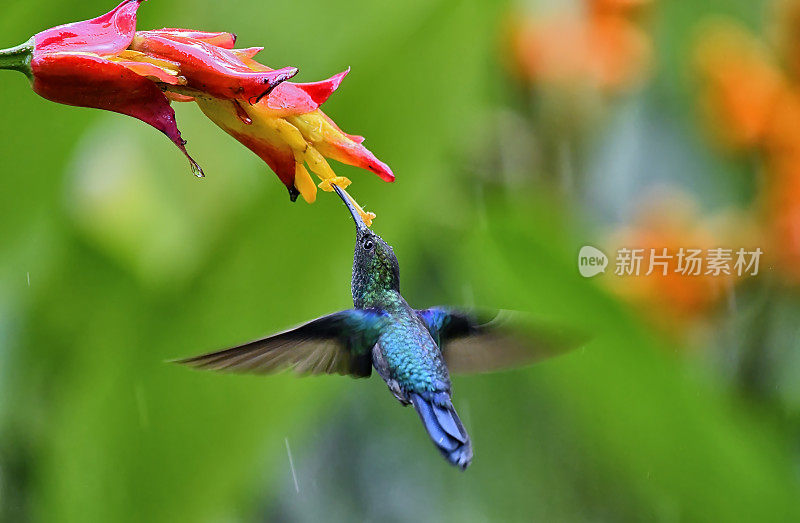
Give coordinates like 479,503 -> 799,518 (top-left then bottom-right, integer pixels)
362,238 -> 374,251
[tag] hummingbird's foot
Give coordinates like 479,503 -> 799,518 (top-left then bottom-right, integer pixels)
388,380 -> 411,405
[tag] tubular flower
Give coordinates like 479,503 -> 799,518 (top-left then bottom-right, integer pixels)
0,0 -> 291,176
172,53 -> 394,215
0,0 -> 392,220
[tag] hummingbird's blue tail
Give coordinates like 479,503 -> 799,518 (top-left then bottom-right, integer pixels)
410,391 -> 473,470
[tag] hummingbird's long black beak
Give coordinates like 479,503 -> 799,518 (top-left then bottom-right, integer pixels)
332,184 -> 369,234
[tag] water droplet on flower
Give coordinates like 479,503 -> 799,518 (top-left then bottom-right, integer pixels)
234,101 -> 252,125
190,160 -> 205,178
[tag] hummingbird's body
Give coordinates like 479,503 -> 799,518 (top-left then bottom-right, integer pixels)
351,235 -> 450,402
179,186 -> 571,469
342,186 -> 472,467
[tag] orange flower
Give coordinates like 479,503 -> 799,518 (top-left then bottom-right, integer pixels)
509,0 -> 652,94
588,0 -> 650,14
764,155 -> 800,283
607,192 -> 753,330
695,23 -> 784,150
695,12 -> 800,285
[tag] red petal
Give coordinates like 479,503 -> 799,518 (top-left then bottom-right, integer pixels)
229,55 -> 346,116
226,128 -> 297,195
262,69 -> 349,116
165,91 -> 195,103
31,52 -> 202,176
34,0 -> 143,56
194,98 -> 299,196
293,68 -> 349,106
146,29 -> 237,49
231,47 -> 264,59
336,144 -> 393,182
314,115 -> 394,182
321,140 -> 394,181
132,33 -> 297,102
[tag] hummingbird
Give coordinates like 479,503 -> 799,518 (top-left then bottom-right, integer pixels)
178,185 -> 574,470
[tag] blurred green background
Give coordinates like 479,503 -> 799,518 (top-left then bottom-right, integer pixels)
2,0 -> 800,521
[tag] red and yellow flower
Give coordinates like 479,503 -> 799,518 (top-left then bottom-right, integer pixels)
0,0 -> 391,222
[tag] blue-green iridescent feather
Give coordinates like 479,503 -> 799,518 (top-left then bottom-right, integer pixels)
346,219 -> 472,469
350,232 -> 450,394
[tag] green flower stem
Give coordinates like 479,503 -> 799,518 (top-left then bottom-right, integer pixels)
0,38 -> 34,78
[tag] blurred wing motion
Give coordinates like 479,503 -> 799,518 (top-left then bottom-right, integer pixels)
175,310 -> 388,378
416,307 -> 585,374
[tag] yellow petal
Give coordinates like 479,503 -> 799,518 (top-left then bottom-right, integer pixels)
338,187 -> 375,227
360,210 -> 376,227
288,113 -> 325,143
112,50 -> 181,72
294,164 -> 317,203
302,145 -> 337,180
273,118 -> 309,152
318,176 -> 351,192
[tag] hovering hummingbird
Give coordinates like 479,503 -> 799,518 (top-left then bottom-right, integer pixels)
178,185 -> 575,470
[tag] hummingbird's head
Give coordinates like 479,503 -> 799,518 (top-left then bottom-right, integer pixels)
333,186 -> 400,305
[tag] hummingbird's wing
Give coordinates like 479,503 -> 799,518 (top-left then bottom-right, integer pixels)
416,308 -> 583,374
175,310 -> 389,378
